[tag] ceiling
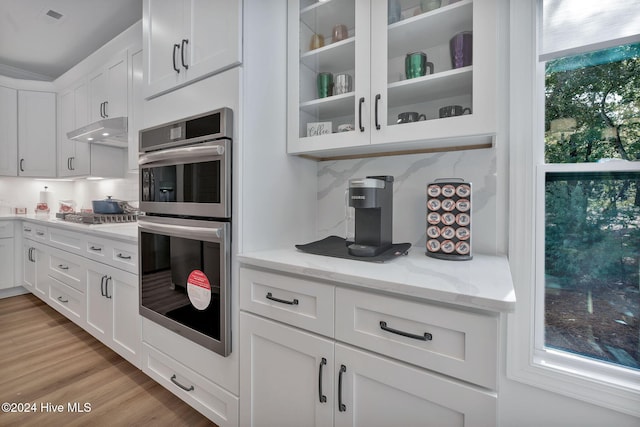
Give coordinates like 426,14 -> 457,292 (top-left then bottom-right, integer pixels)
0,0 -> 142,81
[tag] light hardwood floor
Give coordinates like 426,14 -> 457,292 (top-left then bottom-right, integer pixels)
0,293 -> 217,426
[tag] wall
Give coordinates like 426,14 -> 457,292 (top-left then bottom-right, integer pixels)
316,148 -> 499,255
0,173 -> 138,215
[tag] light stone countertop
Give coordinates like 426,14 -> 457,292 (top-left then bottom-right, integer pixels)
0,214 -> 138,243
238,248 -> 516,313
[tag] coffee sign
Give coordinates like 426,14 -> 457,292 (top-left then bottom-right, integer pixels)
307,121 -> 332,137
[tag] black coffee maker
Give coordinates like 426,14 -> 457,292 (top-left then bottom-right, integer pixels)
347,175 -> 394,257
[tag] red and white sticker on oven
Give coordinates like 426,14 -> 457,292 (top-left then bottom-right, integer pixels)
187,270 -> 211,311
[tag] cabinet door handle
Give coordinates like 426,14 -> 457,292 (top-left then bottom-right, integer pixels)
170,374 -> 194,392
172,44 -> 180,73
100,275 -> 106,297
105,277 -> 112,299
103,101 -> 108,118
116,253 -> 131,260
379,321 -> 433,341
71,157 -> 74,170
19,158 -> 24,172
28,247 -> 34,262
318,357 -> 327,403
99,101 -> 104,118
374,94 -> 381,130
58,264 -> 69,270
67,157 -> 71,171
181,39 -> 189,69
265,292 -> 298,306
57,296 -> 69,303
338,365 -> 347,412
358,97 -> 365,132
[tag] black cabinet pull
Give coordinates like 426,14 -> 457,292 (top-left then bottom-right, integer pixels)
375,94 -> 381,130
28,247 -> 34,262
36,231 -> 45,236
58,264 -> 69,270
57,296 -> 69,303
181,39 -> 189,69
171,374 -> 194,392
338,365 -> 346,412
379,321 -> 433,341
172,44 -> 180,73
100,275 -> 106,297
358,97 -> 365,132
103,101 -> 108,118
70,157 -> 75,170
67,157 -> 71,171
90,246 -> 102,252
19,159 -> 24,172
105,277 -> 112,299
99,101 -> 105,118
266,292 -> 298,306
116,253 -> 131,260
318,357 -> 327,403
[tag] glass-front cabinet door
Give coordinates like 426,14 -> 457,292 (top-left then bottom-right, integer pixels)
287,0 -> 496,159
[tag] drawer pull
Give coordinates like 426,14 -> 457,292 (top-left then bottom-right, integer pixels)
170,374 -> 194,392
266,292 -> 299,306
90,246 -> 102,251
318,357 -> 327,403
57,296 -> 69,303
338,365 -> 347,412
116,253 -> 132,260
379,321 -> 433,342
58,264 -> 69,270
24,227 -> 32,232
36,231 -> 45,236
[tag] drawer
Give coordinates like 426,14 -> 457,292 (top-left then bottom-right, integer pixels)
85,238 -> 107,260
240,267 -> 335,337
335,287 -> 498,389
48,248 -> 85,293
0,221 -> 14,238
23,223 -> 48,241
110,242 -> 137,273
49,227 -> 84,253
142,343 -> 238,427
49,276 -> 85,324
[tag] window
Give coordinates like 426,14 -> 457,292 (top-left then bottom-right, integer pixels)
540,45 -> 640,371
507,0 -> 640,417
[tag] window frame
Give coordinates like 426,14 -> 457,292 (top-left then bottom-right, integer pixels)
507,0 -> 640,417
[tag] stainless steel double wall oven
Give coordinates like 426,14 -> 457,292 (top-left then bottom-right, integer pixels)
138,108 -> 233,356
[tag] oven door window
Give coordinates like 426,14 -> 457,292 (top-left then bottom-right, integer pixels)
141,161 -> 221,204
140,232 -> 222,340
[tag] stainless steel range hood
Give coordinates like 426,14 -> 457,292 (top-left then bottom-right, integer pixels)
67,117 -> 128,148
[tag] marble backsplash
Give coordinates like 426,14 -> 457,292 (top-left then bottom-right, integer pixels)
316,148 -> 498,255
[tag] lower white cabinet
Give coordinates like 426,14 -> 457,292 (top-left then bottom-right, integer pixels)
239,266 -> 499,427
0,222 -> 15,289
142,342 -> 239,426
85,262 -> 141,367
240,312 -> 334,427
22,240 -> 49,299
48,276 -> 85,324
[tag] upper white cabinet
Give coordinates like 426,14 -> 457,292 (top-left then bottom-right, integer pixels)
0,86 -> 17,176
287,0 -> 497,159
142,0 -> 243,99
18,90 -> 57,177
88,50 -> 128,122
128,44 -> 144,171
57,81 -> 91,176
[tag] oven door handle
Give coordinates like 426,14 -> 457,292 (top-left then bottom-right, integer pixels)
138,144 -> 225,166
138,218 -> 223,240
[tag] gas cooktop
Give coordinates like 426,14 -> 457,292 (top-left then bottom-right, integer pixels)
57,212 -> 138,225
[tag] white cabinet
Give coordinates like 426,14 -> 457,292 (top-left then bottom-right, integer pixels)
85,262 -> 141,367
287,0 -> 496,159
128,45 -> 144,170
22,240 -> 48,299
88,51 -> 128,122
239,266 -> 499,427
57,81 -> 91,176
0,222 -> 15,289
240,312 -> 334,427
0,86 -> 18,176
142,0 -> 242,99
17,90 -> 57,177
333,344 -> 497,427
